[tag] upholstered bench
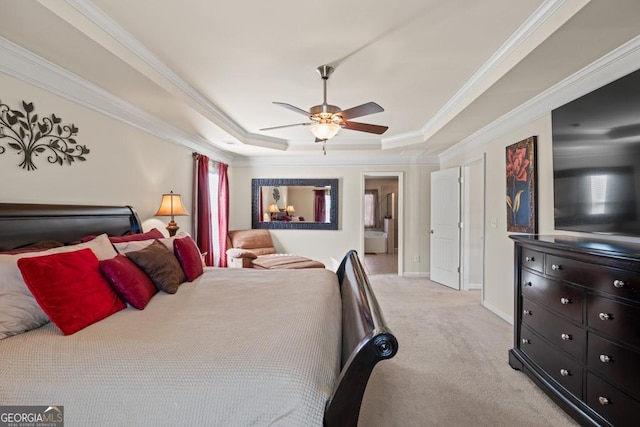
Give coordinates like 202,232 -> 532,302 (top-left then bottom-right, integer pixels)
226,229 -> 324,269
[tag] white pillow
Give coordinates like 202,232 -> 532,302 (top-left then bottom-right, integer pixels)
113,231 -> 191,254
0,233 -> 117,339
112,239 -> 155,254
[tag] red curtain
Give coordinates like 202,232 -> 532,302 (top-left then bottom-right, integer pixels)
314,190 -> 326,222
193,154 -> 214,266
217,162 -> 229,267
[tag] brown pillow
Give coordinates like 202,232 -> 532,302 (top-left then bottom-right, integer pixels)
125,240 -> 185,294
228,230 -> 277,256
17,240 -> 65,251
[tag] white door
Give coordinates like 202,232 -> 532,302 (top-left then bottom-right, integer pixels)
430,167 -> 461,289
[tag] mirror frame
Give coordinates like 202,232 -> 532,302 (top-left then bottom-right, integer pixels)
252,178 -> 339,230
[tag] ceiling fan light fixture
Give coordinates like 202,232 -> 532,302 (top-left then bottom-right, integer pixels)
310,122 -> 341,140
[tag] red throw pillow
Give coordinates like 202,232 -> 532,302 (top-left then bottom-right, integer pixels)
108,228 -> 164,244
17,248 -> 126,335
99,255 -> 158,309
81,228 -> 164,244
174,236 -> 204,282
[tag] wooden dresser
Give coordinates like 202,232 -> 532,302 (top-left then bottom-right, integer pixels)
509,235 -> 640,427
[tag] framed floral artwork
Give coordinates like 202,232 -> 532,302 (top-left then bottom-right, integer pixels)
506,136 -> 537,233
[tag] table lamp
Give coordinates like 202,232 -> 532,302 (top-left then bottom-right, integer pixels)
155,191 -> 189,236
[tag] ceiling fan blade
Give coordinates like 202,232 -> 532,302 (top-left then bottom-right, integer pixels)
343,121 -> 388,135
273,102 -> 310,116
260,122 -> 310,131
340,102 -> 384,121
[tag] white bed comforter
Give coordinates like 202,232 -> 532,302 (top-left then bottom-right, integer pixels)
0,267 -> 341,426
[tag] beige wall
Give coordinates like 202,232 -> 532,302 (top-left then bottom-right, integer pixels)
0,73 -> 194,236
229,164 -> 437,271
442,115 -> 555,320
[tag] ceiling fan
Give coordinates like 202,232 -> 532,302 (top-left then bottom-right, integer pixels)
260,65 -> 388,154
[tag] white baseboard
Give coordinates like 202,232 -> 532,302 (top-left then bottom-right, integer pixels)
482,300 -> 514,325
403,272 -> 430,278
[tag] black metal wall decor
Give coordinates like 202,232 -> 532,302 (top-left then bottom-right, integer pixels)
0,100 -> 89,171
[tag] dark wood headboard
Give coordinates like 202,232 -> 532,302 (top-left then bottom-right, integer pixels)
0,203 -> 142,251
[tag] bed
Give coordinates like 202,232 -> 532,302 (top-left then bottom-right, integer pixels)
0,203 -> 397,427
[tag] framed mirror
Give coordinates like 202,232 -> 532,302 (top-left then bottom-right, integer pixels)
252,178 -> 339,230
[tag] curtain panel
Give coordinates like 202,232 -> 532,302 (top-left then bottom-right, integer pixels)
193,154 -> 214,266
217,162 -> 229,267
314,190 -> 326,222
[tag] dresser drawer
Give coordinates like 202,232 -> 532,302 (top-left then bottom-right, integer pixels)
587,372 -> 640,427
587,296 -> 640,349
521,248 -> 543,273
521,269 -> 584,323
588,333 -> 640,396
522,297 -> 585,360
546,254 -> 640,302
520,325 -> 583,398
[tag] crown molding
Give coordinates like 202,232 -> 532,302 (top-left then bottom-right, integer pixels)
439,33 -> 640,162
63,0 -> 246,138
381,130 -> 425,149
384,0 -> 576,149
37,0 -> 286,151
232,151 -> 440,168
421,0 -> 570,134
0,35 -> 233,164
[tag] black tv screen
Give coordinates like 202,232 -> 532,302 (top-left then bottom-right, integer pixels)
552,67 -> 640,236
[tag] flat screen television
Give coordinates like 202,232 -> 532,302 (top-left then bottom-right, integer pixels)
552,67 -> 640,236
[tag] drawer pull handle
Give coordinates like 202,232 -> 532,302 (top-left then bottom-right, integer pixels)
522,338 -> 530,344
525,256 -> 534,262
523,310 -> 531,315
599,313 -> 612,321
598,396 -> 611,405
560,369 -> 570,377
600,354 -> 611,363
560,297 -> 571,305
561,333 -> 571,341
551,264 -> 562,271
613,279 -> 626,288
522,281 -> 532,287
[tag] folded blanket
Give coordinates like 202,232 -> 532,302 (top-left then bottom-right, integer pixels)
252,254 -> 325,269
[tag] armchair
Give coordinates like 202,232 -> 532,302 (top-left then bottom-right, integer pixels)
226,229 -> 324,269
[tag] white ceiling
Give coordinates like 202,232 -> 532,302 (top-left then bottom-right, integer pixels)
1,0 -> 640,165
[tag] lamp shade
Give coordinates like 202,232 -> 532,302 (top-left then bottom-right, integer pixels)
155,191 -> 189,217
310,122 -> 340,140
267,203 -> 280,213
286,205 -> 295,213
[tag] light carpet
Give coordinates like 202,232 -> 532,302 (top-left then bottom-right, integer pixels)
357,274 -> 579,427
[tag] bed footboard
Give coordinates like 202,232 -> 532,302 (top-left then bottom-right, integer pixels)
324,250 -> 398,427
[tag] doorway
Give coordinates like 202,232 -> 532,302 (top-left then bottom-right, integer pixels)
461,156 -> 485,300
362,173 -> 403,275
